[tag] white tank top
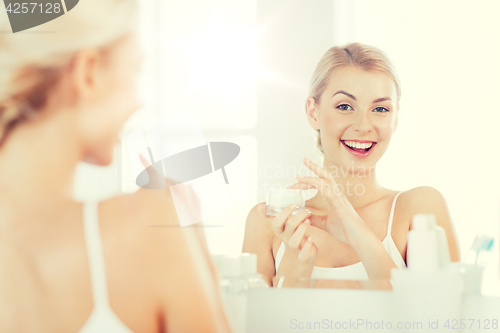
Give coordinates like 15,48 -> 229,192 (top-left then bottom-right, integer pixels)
274,191 -> 407,283
78,201 -> 135,333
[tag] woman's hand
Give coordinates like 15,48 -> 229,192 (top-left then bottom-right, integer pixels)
287,158 -> 373,248
257,203 -> 317,265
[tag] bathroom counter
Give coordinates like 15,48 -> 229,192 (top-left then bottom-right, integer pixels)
245,288 -> 500,333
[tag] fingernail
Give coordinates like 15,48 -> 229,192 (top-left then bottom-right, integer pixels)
305,219 -> 310,224
288,204 -> 296,210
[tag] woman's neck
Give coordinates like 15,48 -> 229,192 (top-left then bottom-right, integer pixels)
0,107 -> 82,229
307,157 -> 386,212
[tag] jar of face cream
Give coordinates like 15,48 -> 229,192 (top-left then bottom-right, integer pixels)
266,189 -> 305,216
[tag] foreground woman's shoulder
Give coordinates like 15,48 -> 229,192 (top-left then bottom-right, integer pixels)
100,188 -> 181,247
98,189 -> 223,325
99,189 -> 195,274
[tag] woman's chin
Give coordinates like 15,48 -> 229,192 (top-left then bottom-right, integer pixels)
325,152 -> 378,175
83,154 -> 113,166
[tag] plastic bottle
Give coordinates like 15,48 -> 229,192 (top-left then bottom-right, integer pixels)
390,214 -> 464,325
214,254 -> 268,332
240,253 -> 269,288
426,214 -> 451,268
218,256 -> 247,333
407,214 -> 440,271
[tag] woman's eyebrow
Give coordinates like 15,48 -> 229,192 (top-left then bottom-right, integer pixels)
373,97 -> 391,103
331,90 -> 392,103
332,90 -> 356,100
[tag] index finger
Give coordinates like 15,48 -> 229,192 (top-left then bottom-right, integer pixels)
269,204 -> 298,235
303,158 -> 334,182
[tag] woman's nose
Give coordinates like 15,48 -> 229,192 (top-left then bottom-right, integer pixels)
352,112 -> 373,134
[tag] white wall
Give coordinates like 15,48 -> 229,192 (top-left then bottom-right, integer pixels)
114,0 -> 335,256
350,0 -> 500,294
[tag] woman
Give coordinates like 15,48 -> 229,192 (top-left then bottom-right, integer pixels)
242,42 -> 461,289
0,1 -> 231,332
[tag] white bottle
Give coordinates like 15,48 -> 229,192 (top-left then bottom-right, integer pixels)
390,214 -> 464,325
218,256 -> 247,333
407,214 -> 440,271
426,214 -> 451,268
240,253 -> 269,288
218,255 -> 248,293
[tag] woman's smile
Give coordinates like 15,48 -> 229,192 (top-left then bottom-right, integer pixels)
340,139 -> 377,157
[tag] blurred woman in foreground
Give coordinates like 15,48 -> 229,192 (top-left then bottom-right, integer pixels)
0,1 -> 231,332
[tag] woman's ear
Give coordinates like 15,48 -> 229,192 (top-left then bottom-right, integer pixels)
69,48 -> 103,106
306,97 -> 320,130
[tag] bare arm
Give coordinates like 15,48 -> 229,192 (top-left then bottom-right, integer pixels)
133,156 -> 232,331
192,221 -> 220,284
241,203 -> 276,287
137,191 -> 232,333
242,203 -> 317,288
354,233 -> 398,290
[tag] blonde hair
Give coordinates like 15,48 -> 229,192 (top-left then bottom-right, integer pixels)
307,42 -> 401,156
0,0 -> 138,147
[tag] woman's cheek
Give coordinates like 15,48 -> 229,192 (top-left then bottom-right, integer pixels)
111,79 -> 139,120
372,117 -> 395,137
332,123 -> 351,140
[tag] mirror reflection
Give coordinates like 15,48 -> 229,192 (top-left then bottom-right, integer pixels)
242,43 -> 461,290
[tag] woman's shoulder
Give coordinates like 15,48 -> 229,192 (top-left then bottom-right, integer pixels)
397,186 -> 447,212
242,202 -> 275,250
247,201 -> 267,219
98,188 -> 182,258
99,188 -> 202,287
98,190 -> 228,325
395,186 -> 451,229
395,186 -> 460,260
244,201 -> 274,234
102,188 -> 177,227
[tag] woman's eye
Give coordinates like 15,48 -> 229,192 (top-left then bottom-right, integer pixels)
373,106 -> 389,113
336,104 -> 352,111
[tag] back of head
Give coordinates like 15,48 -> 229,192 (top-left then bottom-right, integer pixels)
307,42 -> 401,155
0,0 -> 138,147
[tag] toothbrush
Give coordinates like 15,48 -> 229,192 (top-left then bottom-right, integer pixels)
466,235 -> 494,266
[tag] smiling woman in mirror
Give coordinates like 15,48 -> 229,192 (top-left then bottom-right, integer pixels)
242,42 -> 461,289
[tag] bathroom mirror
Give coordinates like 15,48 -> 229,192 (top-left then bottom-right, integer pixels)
73,0 -> 500,296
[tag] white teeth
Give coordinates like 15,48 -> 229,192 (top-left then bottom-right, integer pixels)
343,140 -> 373,149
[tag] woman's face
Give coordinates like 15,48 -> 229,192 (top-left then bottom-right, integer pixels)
307,66 -> 399,172
78,30 -> 144,166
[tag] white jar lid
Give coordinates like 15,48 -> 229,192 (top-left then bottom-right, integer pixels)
240,253 -> 257,275
219,256 -> 241,277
